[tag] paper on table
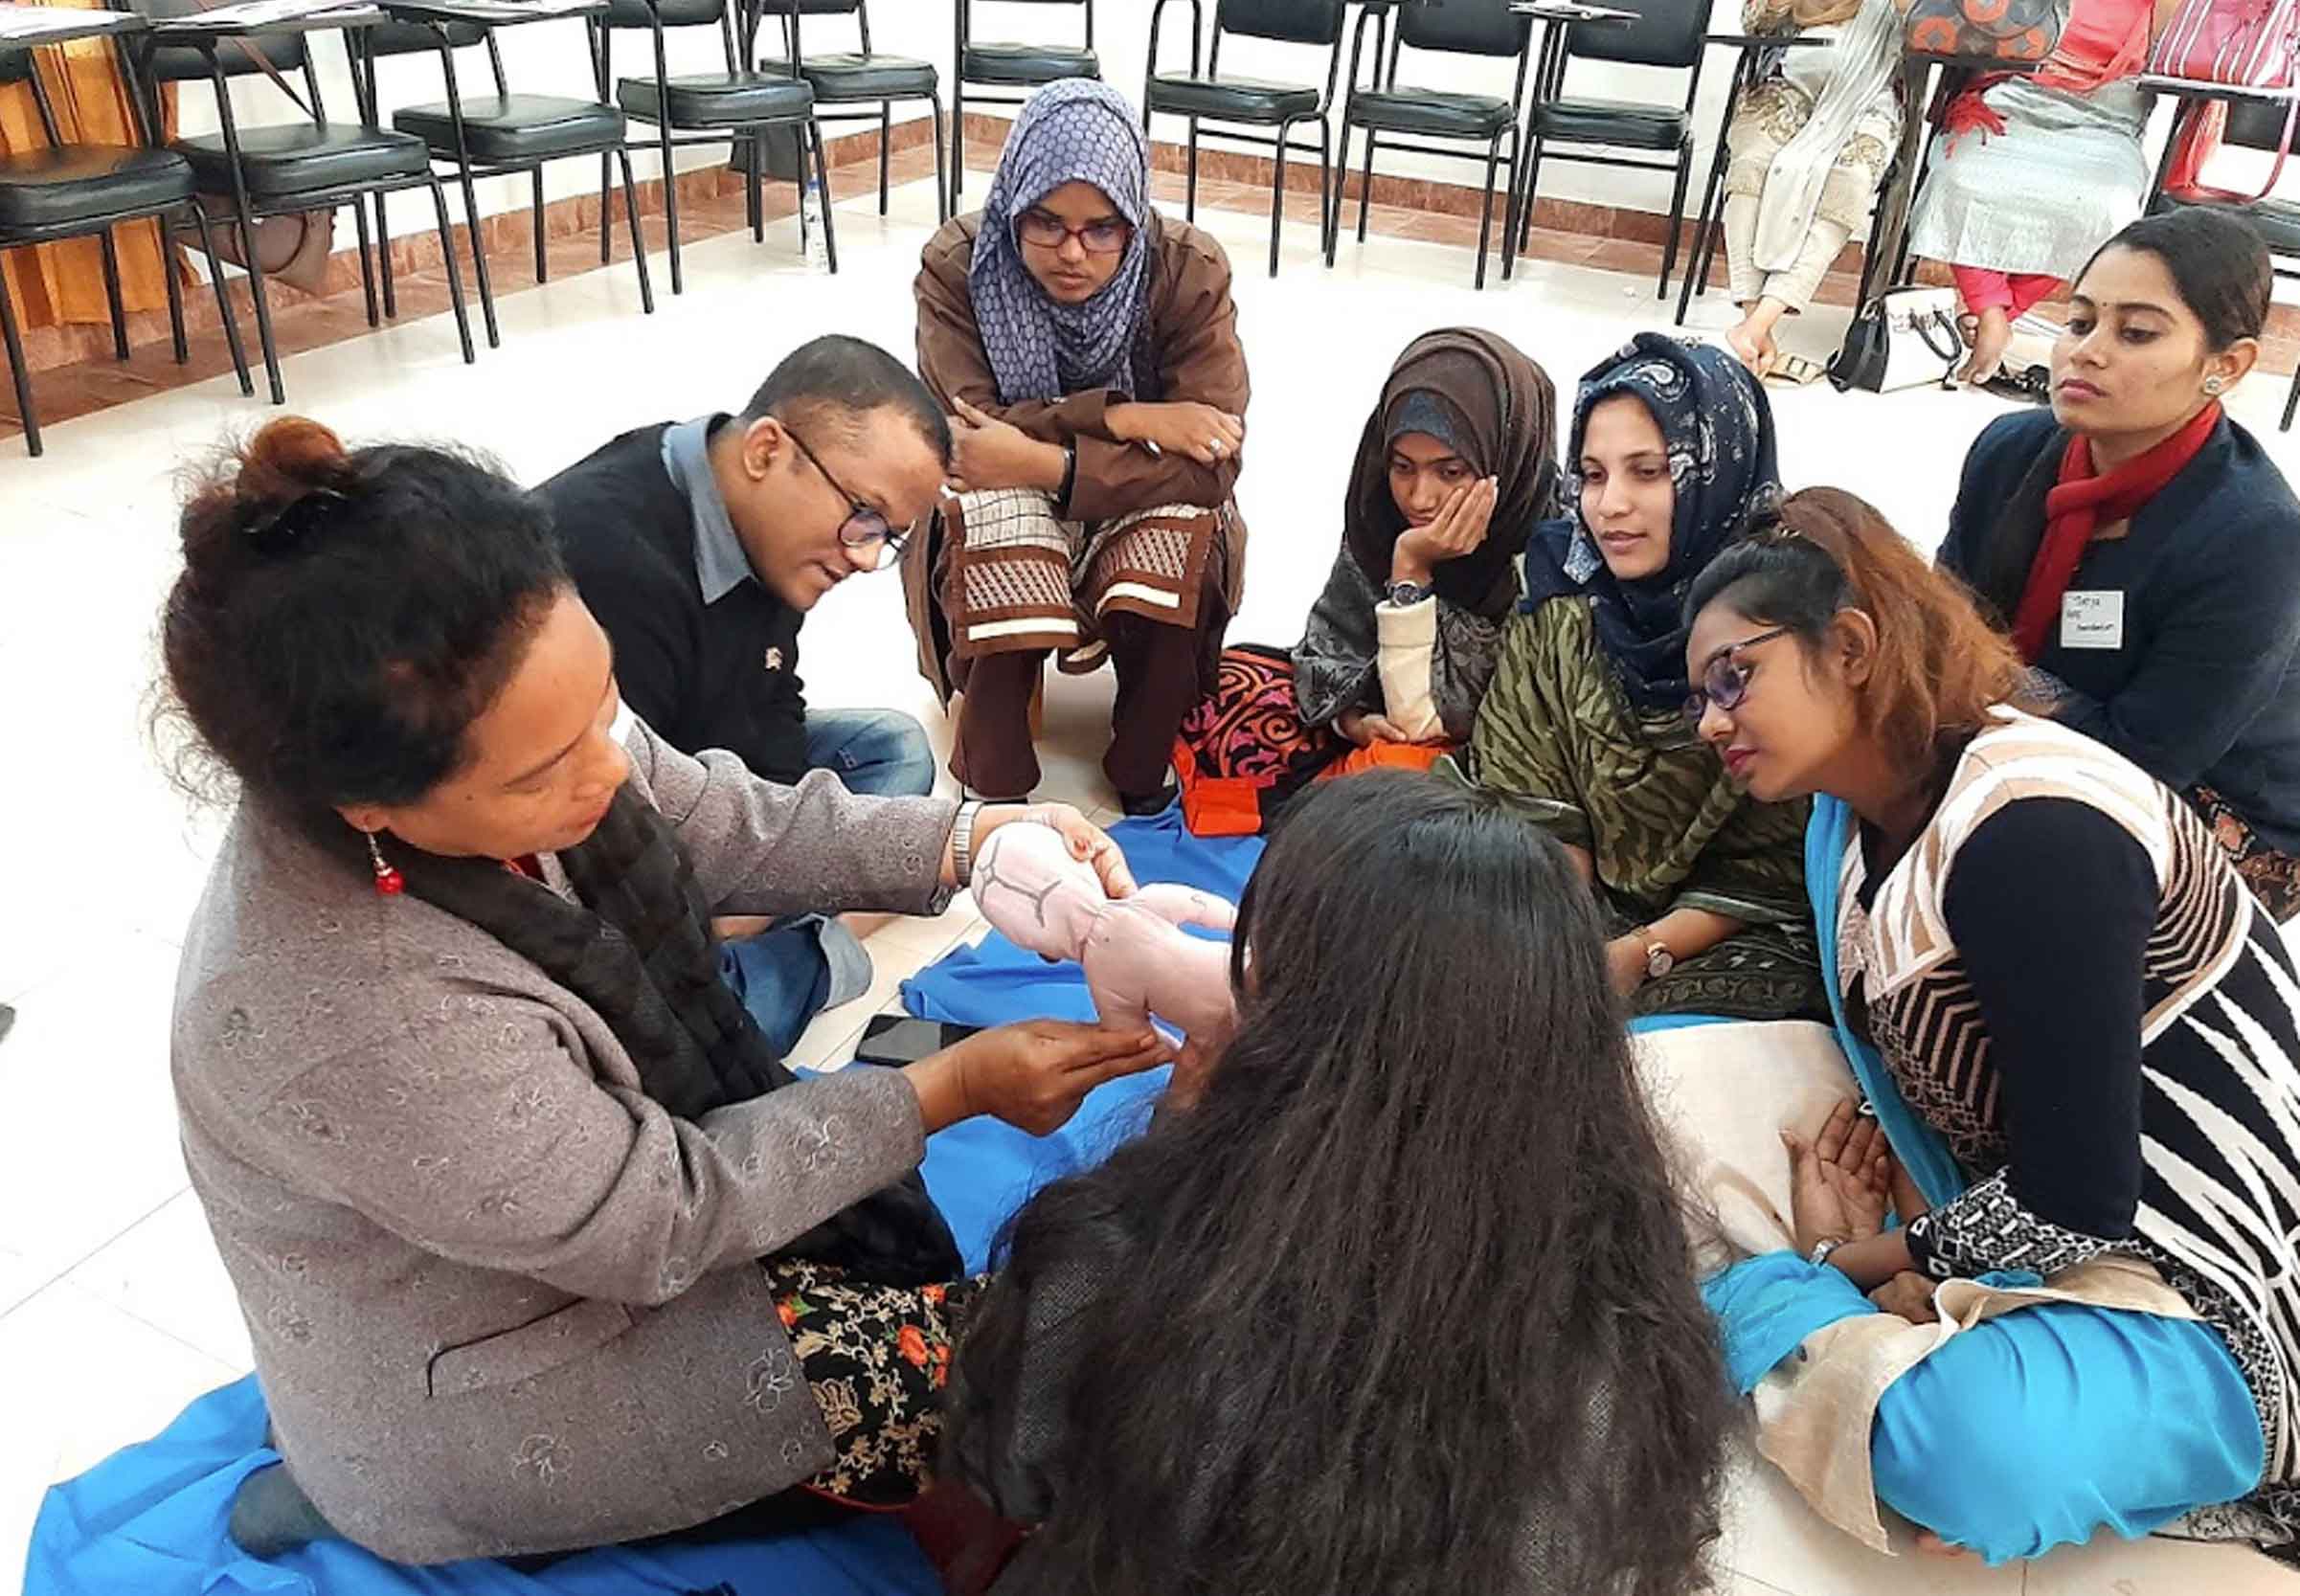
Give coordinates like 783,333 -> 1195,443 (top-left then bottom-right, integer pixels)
399,0 -> 598,16
152,0 -> 369,31
0,4 -> 125,42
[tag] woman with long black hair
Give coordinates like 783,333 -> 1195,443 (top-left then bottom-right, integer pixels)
943,772 -> 1734,1596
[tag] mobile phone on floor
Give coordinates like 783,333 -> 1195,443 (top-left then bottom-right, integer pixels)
854,1014 -> 982,1068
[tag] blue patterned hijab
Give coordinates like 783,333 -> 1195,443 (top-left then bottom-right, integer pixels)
1522,334 -> 1781,714
968,79 -> 1155,405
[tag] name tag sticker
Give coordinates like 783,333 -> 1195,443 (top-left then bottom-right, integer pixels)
2061,590 -> 2125,650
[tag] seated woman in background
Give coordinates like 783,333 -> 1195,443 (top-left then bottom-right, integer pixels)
908,79 -> 1249,814
1173,327 -> 1559,836
1909,0 -> 2168,383
1690,488 -> 2300,1564
1722,0 -> 1904,380
1454,333 -> 1822,1022
944,773 -> 1734,1596
1938,208 -> 2300,918
161,419 -> 1168,1565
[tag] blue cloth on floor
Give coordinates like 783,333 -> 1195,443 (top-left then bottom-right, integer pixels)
905,807 -> 1266,1272
25,814 -> 1261,1596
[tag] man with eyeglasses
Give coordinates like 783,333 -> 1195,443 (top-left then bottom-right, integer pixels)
538,333 -> 953,1054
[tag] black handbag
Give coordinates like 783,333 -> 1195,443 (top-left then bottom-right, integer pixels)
1828,286 -> 1963,393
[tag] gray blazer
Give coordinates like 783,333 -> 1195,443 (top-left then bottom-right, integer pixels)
172,716 -> 958,1563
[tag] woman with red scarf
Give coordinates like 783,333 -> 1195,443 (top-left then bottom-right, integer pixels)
1938,208 -> 2300,920
1909,0 -> 2178,384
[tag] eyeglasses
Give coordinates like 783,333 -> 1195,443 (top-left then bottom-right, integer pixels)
1015,210 -> 1132,255
784,425 -> 905,571
1683,626 -> 1793,726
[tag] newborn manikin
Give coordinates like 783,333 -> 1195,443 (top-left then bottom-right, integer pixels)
972,820 -> 1237,1044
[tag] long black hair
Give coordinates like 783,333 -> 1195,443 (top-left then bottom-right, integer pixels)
947,772 -> 1732,1596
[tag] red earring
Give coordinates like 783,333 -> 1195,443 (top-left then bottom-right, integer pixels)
366,831 -> 404,896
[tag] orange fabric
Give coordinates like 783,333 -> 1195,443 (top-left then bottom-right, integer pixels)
0,0 -> 174,331
1170,738 -> 1270,839
1317,741 -> 1453,781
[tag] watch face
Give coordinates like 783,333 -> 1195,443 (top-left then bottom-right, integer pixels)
1388,582 -> 1430,606
1645,945 -> 1676,979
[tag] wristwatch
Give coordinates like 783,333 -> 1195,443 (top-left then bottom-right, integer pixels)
1386,579 -> 1432,607
1643,935 -> 1676,980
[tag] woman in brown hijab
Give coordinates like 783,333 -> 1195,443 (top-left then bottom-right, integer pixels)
1174,328 -> 1559,836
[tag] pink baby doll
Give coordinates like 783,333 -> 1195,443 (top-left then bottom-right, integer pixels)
972,820 -> 1238,1049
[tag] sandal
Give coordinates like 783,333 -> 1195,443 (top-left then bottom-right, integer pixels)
1763,352 -> 1826,387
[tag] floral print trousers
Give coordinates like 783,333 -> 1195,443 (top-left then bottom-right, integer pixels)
766,1259 -> 988,1508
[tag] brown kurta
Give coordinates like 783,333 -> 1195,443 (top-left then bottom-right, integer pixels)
904,211 -> 1251,705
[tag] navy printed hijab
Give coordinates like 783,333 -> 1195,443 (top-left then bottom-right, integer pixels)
1522,334 -> 1781,713
968,79 -> 1155,405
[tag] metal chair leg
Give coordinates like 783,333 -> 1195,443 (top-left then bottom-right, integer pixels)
376,191 -> 396,319
1185,116 -> 1199,220
350,197 -> 380,326
1516,134 -> 1545,255
810,119 -> 840,273
750,131 -> 765,244
235,211 -> 286,405
160,217 -> 190,365
2285,364 -> 2299,433
1268,116 -> 1290,278
455,167 -> 500,348
1474,133 -> 1501,290
878,100 -> 891,214
1327,120 -> 1350,266
188,204 -> 254,396
1657,138 -> 1691,299
1316,117 -> 1333,256
656,118 -> 684,295
532,168 -> 549,282
1356,129 -> 1376,242
97,228 -> 130,360
424,177 -> 477,366
929,96 -> 950,223
1499,128 -> 1521,282
616,146 -> 656,313
951,79 -> 966,207
598,151 -> 613,264
0,252 -> 41,457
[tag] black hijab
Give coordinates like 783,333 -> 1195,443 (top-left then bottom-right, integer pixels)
1342,328 -> 1561,616
1522,334 -> 1782,714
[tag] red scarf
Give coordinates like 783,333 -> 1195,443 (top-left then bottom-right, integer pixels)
2011,402 -> 2221,659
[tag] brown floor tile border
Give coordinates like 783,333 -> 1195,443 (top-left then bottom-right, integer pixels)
9,105 -> 2295,432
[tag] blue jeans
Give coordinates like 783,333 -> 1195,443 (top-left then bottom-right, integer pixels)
802,708 -> 936,798
716,708 -> 936,1054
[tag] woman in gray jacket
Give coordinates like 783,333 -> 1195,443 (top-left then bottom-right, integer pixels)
160,417 -> 1165,1565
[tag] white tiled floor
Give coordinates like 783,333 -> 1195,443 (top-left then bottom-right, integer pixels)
6,179 -> 2299,1594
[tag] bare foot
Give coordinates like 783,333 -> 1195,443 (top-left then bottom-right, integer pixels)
1915,1532 -> 1982,1563
1724,318 -> 1777,376
1960,307 -> 2013,386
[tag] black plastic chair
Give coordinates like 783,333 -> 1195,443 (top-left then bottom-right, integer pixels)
0,30 -> 250,457
2150,96 -> 2300,431
752,0 -> 948,224
600,0 -> 831,295
952,0 -> 1097,211
1330,0 -> 1531,289
374,0 -> 651,350
125,0 -> 475,404
1518,0 -> 1714,298
1144,0 -> 1345,277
